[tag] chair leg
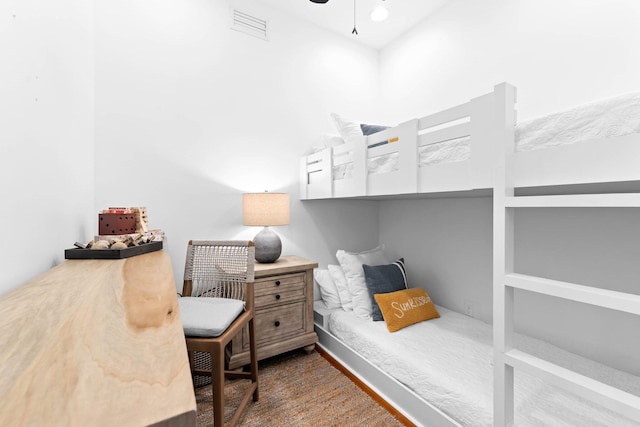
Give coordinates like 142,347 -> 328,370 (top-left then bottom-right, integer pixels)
186,350 -> 196,390
248,317 -> 259,402
212,347 -> 225,427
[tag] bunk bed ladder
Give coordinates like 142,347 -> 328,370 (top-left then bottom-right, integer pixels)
493,83 -> 640,426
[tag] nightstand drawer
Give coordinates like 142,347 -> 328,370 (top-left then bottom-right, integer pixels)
245,302 -> 305,349
255,273 -> 305,307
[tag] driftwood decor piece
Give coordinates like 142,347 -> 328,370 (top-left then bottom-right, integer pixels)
0,250 -> 196,426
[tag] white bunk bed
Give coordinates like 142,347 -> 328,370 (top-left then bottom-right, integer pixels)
306,83 -> 640,426
492,84 -> 640,426
300,83 -> 640,200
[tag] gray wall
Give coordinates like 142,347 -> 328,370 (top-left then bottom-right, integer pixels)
379,197 -> 640,375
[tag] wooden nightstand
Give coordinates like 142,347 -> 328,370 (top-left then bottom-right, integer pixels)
226,256 -> 318,369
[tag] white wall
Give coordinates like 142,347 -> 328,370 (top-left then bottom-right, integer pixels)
94,0 -> 382,287
378,0 -> 640,374
0,0 -> 95,295
380,0 -> 640,122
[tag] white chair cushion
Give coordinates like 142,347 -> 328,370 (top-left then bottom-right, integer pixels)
178,297 -> 245,337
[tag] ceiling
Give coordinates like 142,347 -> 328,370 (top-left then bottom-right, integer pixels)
257,0 -> 451,50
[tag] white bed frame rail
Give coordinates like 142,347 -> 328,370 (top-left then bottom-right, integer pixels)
332,138 -> 366,197
493,83 -> 640,426
417,90 -> 495,193
299,85 -> 503,199
314,324 -> 459,427
300,149 -> 332,199
366,120 -> 418,196
302,83 -> 640,201
514,132 -> 640,188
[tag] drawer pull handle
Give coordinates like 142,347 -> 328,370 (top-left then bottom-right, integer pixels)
274,321 -> 280,327
275,294 -> 281,300
275,280 -> 281,286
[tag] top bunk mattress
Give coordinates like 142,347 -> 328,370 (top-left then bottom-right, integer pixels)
516,91 -> 640,152
328,306 -> 640,427
329,91 -> 640,180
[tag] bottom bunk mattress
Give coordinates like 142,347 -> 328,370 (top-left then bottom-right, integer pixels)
326,306 -> 640,427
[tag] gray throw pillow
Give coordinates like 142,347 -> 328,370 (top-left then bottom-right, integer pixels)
360,123 -> 389,135
363,258 -> 407,321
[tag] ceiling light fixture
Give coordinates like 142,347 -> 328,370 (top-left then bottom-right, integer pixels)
371,1 -> 388,22
371,6 -> 388,22
309,0 -> 329,3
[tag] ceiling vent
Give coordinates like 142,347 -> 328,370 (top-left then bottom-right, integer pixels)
231,9 -> 268,41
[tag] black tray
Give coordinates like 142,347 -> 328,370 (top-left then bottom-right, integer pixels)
65,241 -> 163,260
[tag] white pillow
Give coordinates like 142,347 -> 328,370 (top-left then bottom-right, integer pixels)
322,133 -> 345,148
336,245 -> 388,320
314,268 -> 342,309
307,143 -> 327,155
328,264 -> 352,311
330,113 -> 364,144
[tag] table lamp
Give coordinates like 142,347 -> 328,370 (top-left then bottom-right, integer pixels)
242,192 -> 290,263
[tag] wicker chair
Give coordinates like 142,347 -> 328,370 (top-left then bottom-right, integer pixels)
178,240 -> 259,427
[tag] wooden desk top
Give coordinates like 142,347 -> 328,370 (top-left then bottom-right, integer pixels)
0,250 -> 196,426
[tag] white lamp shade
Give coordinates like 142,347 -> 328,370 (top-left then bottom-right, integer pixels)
242,193 -> 290,226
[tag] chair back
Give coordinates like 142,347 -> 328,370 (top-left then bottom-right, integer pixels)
183,240 -> 255,308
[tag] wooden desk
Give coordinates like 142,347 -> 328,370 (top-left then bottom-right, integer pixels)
0,250 -> 196,426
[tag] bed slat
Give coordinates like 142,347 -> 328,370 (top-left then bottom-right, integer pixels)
419,161 -> 472,192
306,162 -> 324,173
504,349 -> 640,422
333,151 -> 354,167
333,142 -> 354,156
418,102 -> 471,131
367,119 -> 419,196
368,142 -> 400,157
418,122 -> 471,147
505,193 -> 640,208
505,273 -> 640,315
300,149 -> 332,199
306,150 -> 327,163
333,139 -> 367,198
366,127 -> 400,147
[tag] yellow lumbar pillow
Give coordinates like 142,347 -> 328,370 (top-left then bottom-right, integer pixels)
374,287 -> 440,332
